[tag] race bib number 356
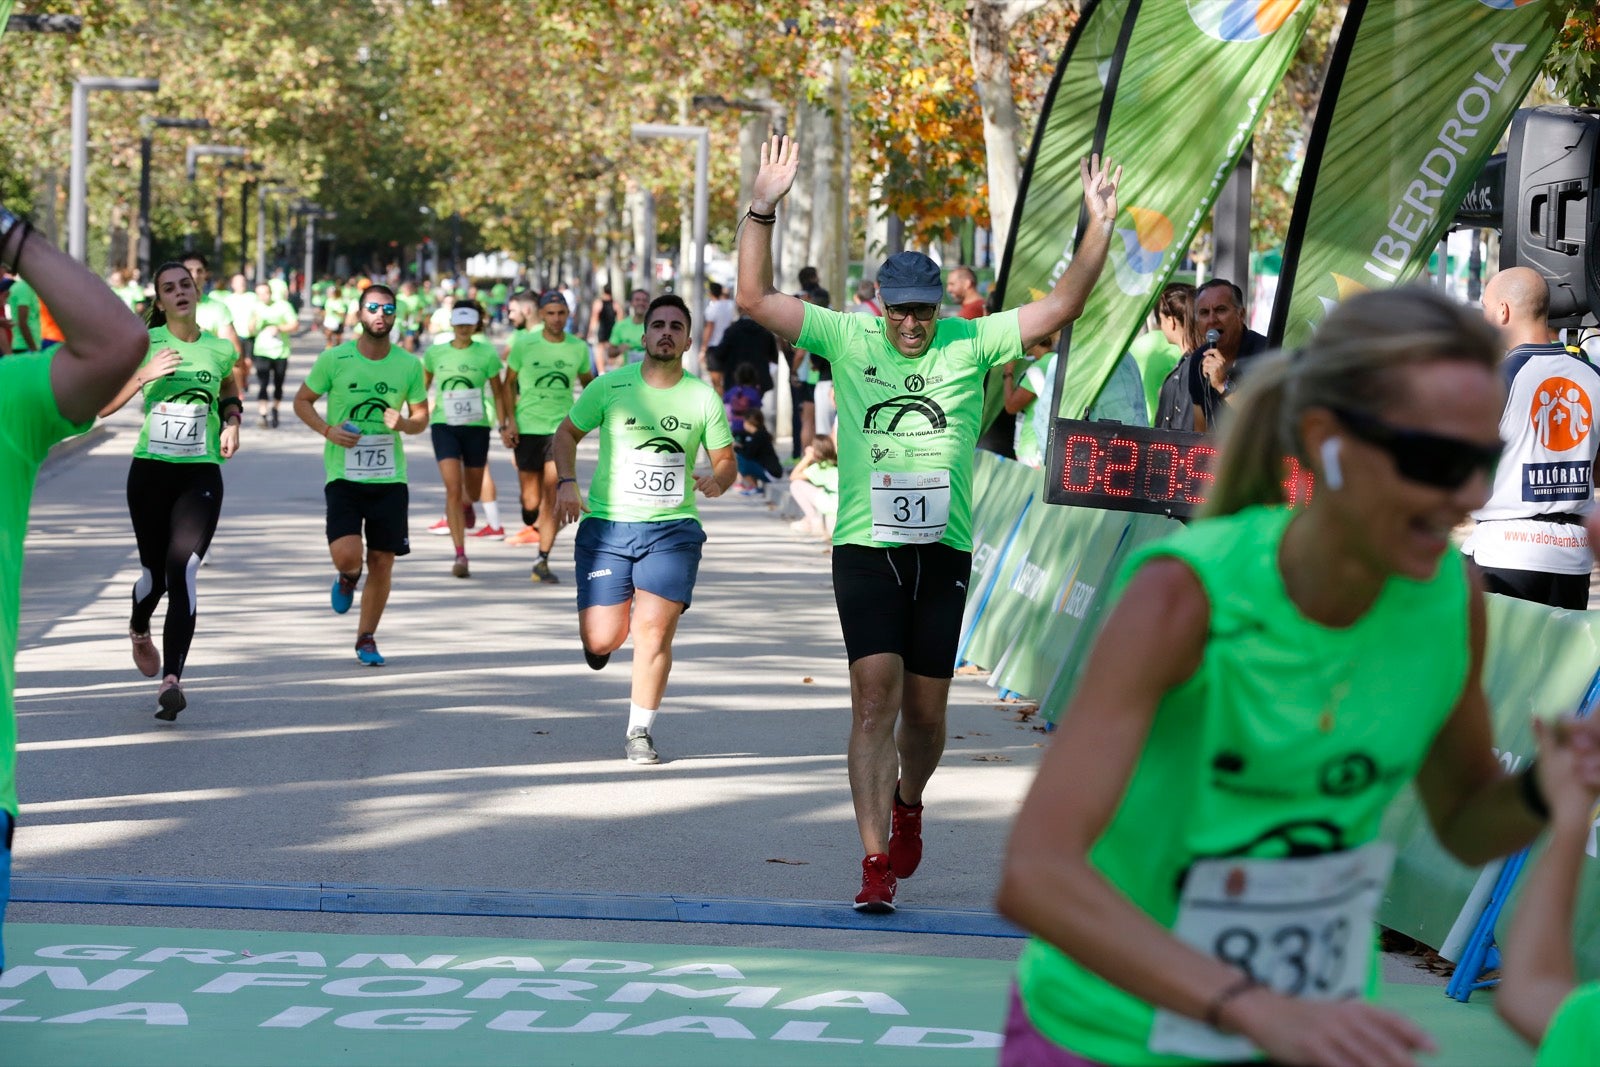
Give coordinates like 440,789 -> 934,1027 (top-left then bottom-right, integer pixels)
622,451 -> 686,507
870,470 -> 951,544
145,401 -> 208,458
1148,843 -> 1394,1060
344,433 -> 398,481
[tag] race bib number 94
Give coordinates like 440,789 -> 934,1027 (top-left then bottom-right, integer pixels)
1148,843 -> 1394,1060
344,434 -> 398,481
145,401 -> 208,458
870,470 -> 951,544
441,388 -> 485,426
622,451 -> 686,507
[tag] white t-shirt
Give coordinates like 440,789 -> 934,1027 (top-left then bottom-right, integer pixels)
703,297 -> 736,348
1465,343 -> 1600,574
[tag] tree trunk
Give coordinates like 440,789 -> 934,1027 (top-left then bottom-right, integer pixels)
782,103 -> 817,293
811,54 -> 851,306
628,179 -> 655,295
968,0 -> 1048,276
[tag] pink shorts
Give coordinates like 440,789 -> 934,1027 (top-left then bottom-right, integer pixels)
1001,984 -> 1103,1067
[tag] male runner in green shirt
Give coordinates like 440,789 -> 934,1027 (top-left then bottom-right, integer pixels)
554,294 -> 735,764
737,135 -> 1122,911
182,253 -> 246,393
294,285 -> 429,667
608,288 -> 650,365
0,212 -> 148,971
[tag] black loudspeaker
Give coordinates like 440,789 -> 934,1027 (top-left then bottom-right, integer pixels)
1502,106 -> 1600,326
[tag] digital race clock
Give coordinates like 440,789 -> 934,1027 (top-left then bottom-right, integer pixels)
1044,419 -> 1313,520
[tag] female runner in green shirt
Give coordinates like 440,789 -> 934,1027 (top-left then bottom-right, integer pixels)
98,261 -> 242,720
997,287 -> 1600,1067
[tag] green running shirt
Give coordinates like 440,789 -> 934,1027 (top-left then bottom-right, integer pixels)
304,342 -> 426,485
507,331 -> 590,435
0,352 -> 91,816
132,327 -> 240,465
796,302 -> 1021,551
423,340 -> 502,428
1016,505 -> 1471,1064
567,362 -> 732,524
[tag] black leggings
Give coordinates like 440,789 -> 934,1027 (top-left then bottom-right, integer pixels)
127,458 -> 224,679
256,357 -> 288,401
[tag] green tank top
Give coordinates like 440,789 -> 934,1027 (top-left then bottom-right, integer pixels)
1016,504 -> 1471,1065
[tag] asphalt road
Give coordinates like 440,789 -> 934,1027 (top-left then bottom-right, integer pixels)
8,329 -> 1048,962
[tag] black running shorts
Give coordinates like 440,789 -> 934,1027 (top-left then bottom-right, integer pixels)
831,542 -> 972,679
325,479 -> 410,556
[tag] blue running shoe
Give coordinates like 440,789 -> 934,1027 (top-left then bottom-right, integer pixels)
355,633 -> 385,666
331,573 -> 357,614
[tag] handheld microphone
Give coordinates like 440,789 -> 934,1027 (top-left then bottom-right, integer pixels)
1205,329 -> 1220,350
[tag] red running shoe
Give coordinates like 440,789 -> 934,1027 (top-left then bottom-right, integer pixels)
853,853 -> 897,913
888,783 -> 923,878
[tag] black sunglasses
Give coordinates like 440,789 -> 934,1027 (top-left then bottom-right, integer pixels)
1330,406 -> 1501,490
884,303 -> 938,322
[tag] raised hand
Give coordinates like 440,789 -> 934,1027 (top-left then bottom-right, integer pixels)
1080,154 -> 1122,226
750,135 -> 800,213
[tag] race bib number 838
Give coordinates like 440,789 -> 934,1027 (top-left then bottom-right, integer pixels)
1147,843 -> 1394,1060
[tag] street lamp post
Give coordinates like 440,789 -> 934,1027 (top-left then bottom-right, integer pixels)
68,76 -> 159,262
692,94 -> 787,281
631,123 -> 708,375
184,145 -> 246,267
257,184 -> 296,282
137,116 -> 208,281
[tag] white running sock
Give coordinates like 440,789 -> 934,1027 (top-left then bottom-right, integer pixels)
482,499 -> 501,528
627,702 -> 658,733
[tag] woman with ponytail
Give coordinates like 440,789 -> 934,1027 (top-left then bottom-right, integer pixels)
997,286 -> 1600,1066
99,261 -> 241,720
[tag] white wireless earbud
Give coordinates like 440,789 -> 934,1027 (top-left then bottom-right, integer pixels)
1320,436 -> 1344,491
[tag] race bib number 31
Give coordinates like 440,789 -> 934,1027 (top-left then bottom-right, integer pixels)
441,388 -> 485,426
1148,843 -> 1394,1060
146,401 -> 208,458
622,451 -> 686,507
344,433 -> 398,481
870,470 -> 951,544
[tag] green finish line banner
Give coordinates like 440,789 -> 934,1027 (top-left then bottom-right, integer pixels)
1273,0 -> 1559,347
0,924 -> 1013,1067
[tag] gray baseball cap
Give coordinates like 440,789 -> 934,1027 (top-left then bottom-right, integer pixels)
875,251 -> 944,306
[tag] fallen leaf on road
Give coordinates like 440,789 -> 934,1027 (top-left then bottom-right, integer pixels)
766,858 -> 809,865
802,677 -> 814,684
955,665 -> 986,676
973,754 -> 1012,762
952,734 -> 965,739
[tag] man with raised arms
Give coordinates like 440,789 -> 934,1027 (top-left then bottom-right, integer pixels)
0,211 -> 148,970
553,294 -> 735,765
293,285 -> 429,667
736,135 -> 1122,911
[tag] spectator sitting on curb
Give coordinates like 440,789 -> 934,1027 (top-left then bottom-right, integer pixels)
789,434 -> 838,539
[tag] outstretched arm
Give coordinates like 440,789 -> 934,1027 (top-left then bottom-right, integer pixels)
8,221 -> 148,423
735,136 -> 807,344
1016,155 -> 1123,349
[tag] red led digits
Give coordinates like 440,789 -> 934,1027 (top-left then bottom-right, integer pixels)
1183,446 -> 1217,504
1145,441 -> 1180,500
1282,456 -> 1316,506
1063,434 -> 1101,492
1102,437 -> 1137,497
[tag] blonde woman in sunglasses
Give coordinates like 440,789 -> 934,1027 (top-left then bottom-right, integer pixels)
998,286 -> 1600,1067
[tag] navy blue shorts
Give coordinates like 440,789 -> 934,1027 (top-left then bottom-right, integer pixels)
430,423 -> 490,467
1,812 -> 12,972
575,518 -> 706,610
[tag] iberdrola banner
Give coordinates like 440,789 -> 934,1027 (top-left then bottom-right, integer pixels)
1269,0 -> 1560,347
1008,0 -> 1318,426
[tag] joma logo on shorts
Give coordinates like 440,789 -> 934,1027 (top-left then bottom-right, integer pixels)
587,568 -> 613,579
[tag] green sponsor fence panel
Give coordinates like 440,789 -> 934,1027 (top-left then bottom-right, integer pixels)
1380,594 -> 1600,953
0,923 -> 1013,1067
989,504 -> 1133,701
1034,512 -> 1179,723
961,455 -> 1042,652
